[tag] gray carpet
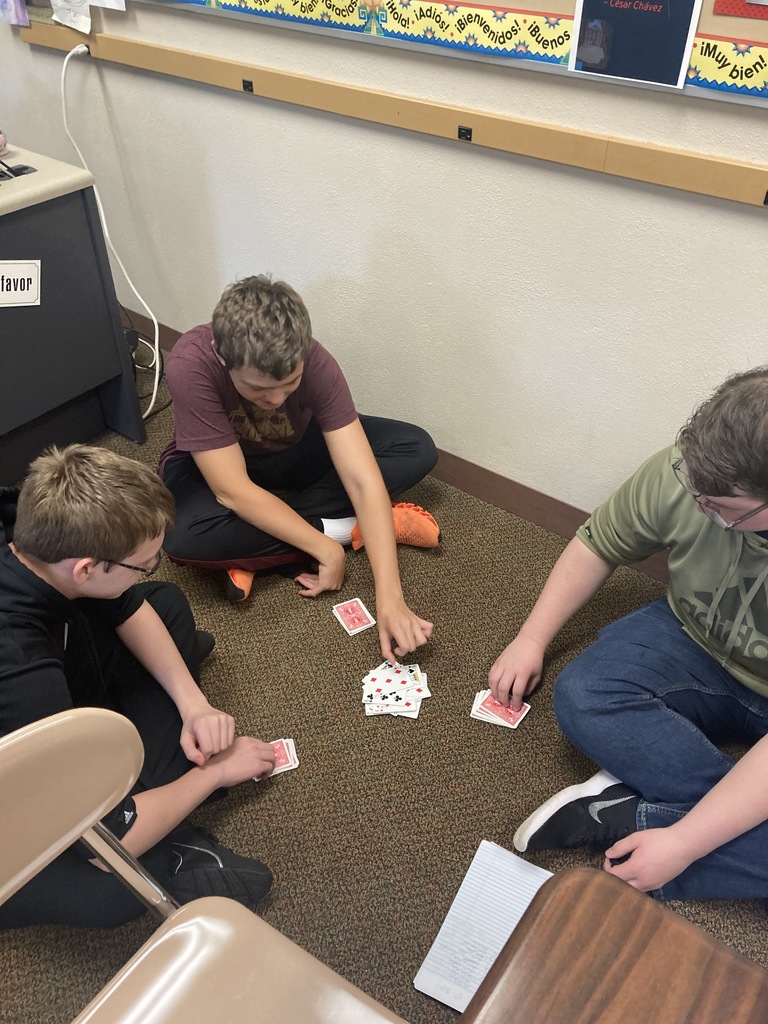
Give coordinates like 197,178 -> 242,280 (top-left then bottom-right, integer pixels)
2,396 -> 767,1023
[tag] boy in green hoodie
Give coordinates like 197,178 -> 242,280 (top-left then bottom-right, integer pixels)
490,366 -> 768,900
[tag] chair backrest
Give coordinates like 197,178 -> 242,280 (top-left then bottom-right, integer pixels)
460,866 -> 768,1024
0,707 -> 143,905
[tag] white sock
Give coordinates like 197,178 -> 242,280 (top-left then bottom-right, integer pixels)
321,516 -> 357,546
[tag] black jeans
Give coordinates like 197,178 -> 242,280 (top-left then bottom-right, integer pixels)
162,415 -> 437,571
0,583 -> 200,929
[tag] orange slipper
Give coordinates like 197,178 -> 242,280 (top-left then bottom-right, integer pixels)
351,502 -> 441,551
225,568 -> 254,603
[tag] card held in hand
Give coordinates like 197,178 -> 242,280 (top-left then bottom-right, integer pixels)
332,597 -> 376,635
470,689 -> 531,729
254,738 -> 299,780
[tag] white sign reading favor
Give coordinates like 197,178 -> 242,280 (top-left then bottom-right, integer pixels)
0,261 -> 40,306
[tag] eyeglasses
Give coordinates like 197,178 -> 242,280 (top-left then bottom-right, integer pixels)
98,551 -> 163,578
672,458 -> 768,531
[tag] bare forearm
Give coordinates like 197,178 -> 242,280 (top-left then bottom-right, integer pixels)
119,763 -> 223,857
347,475 -> 403,604
117,603 -> 209,717
672,735 -> 768,860
520,536 -> 615,649
228,485 -> 335,562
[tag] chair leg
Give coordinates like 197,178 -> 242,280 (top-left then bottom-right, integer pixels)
81,822 -> 179,921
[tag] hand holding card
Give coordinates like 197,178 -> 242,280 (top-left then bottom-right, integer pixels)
470,689 -> 530,729
254,738 -> 299,780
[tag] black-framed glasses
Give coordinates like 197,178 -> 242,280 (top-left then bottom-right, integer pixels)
672,458 -> 768,531
98,551 -> 163,578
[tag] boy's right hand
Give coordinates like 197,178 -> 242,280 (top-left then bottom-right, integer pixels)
488,633 -> 545,709
295,538 -> 346,597
206,736 -> 276,785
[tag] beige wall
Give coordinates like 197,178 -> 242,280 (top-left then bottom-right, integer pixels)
2,12 -> 767,510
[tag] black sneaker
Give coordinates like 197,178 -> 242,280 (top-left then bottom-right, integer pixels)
167,823 -> 273,907
195,630 -> 216,663
513,770 -> 640,853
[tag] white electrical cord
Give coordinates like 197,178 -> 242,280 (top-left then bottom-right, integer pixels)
61,45 -> 161,419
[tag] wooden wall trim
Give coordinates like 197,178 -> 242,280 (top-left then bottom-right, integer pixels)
431,450 -> 670,582
19,20 -> 768,208
121,307 -> 669,583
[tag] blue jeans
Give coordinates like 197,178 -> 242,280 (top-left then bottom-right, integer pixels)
553,598 -> 768,900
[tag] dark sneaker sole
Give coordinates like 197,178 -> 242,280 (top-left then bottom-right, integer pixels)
170,864 -> 274,907
513,769 -> 620,852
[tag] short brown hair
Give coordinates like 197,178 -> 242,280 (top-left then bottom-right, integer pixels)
13,445 -> 174,564
212,275 -> 312,378
677,366 -> 768,499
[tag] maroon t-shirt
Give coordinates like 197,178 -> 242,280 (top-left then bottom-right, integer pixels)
158,324 -> 357,474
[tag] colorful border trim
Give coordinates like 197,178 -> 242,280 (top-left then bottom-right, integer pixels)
169,0 -> 768,96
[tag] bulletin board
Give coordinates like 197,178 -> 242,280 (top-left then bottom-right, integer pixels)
148,0 -> 768,100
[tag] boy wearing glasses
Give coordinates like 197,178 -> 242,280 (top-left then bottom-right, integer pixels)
489,366 -> 768,900
0,445 -> 276,930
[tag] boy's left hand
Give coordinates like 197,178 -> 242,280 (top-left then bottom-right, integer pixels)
180,704 -> 236,765
377,598 -> 433,663
603,827 -> 694,893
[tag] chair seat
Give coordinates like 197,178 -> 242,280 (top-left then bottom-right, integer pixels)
460,867 -> 768,1024
74,897 -> 406,1024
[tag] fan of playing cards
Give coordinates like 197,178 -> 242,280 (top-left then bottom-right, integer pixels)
362,661 -> 431,719
470,690 -> 531,729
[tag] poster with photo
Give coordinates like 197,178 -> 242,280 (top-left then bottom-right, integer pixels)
570,0 -> 704,86
0,0 -> 30,25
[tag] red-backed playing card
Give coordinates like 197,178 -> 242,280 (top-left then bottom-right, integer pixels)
332,597 -> 376,635
471,690 -> 531,729
254,738 -> 299,780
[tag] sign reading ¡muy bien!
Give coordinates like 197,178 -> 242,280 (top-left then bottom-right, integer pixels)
0,261 -> 41,307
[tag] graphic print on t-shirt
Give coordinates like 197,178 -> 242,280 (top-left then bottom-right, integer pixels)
228,404 -> 295,444
680,577 -> 768,662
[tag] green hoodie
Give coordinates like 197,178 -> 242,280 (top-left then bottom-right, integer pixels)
576,445 -> 768,698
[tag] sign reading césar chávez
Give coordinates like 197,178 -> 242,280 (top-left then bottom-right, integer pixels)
0,261 -> 40,307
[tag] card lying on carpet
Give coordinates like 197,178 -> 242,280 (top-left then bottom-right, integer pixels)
361,660 -> 431,719
471,689 -> 530,729
332,597 -> 376,635
413,841 -> 551,1012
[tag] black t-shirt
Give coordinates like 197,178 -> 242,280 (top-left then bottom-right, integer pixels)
0,544 -> 143,838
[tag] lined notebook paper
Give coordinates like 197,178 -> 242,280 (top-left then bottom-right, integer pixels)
413,841 -> 552,1012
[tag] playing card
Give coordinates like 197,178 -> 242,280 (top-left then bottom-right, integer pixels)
403,681 -> 432,700
365,701 -> 420,718
362,662 -> 407,686
254,737 -> 299,780
364,702 -> 398,716
390,697 -> 421,717
471,690 -> 530,729
360,660 -> 430,721
363,680 -> 431,704
333,597 -> 376,635
362,666 -> 431,698
362,683 -> 402,703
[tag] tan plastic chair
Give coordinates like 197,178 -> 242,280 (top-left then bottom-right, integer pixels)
0,708 -> 406,1024
5,709 -> 768,1024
